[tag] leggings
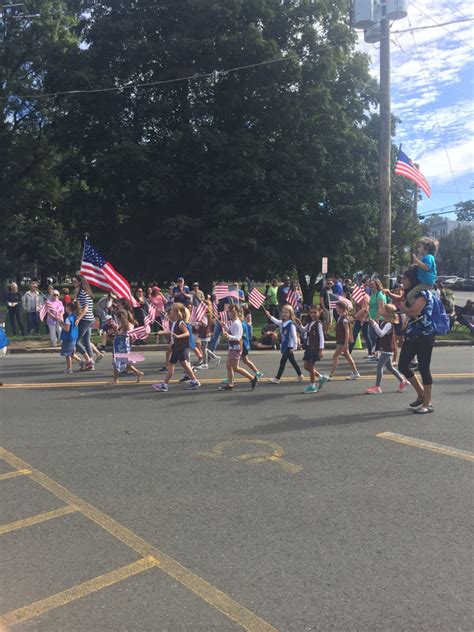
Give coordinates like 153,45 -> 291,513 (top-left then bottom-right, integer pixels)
376,352 -> 404,387
76,319 -> 94,357
276,349 -> 301,379
398,334 -> 435,386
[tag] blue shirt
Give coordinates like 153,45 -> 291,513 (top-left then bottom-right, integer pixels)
418,254 -> 437,285
60,314 -> 78,342
332,281 -> 343,296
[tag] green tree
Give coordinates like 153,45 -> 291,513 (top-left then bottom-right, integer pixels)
455,199 -> 474,222
439,226 -> 473,277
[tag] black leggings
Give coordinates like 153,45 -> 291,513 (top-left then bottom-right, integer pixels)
276,350 -> 301,379
398,334 -> 435,386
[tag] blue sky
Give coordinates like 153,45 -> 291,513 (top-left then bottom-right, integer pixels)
357,0 -> 473,218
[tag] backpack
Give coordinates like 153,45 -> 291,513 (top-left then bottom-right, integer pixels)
431,293 -> 451,335
185,323 -> 196,349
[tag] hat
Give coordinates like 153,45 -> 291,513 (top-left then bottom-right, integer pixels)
105,315 -> 113,320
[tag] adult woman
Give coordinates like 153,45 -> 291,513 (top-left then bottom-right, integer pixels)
6,282 -> 25,336
368,279 -> 387,358
398,268 -> 436,414
73,275 -> 95,370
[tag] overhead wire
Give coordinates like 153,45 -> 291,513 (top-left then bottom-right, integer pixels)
409,2 -> 473,49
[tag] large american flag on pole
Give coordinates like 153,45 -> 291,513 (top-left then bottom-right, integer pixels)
80,240 -> 138,307
248,287 -> 266,309
394,149 -> 431,198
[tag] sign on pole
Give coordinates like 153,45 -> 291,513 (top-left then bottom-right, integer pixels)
322,257 -> 328,274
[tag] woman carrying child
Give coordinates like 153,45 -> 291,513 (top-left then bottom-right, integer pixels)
366,304 -> 409,394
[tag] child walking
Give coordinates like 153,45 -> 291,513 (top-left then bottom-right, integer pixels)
366,304 -> 409,394
112,310 -> 144,385
329,301 -> 360,380
241,306 -> 263,378
219,305 -> 258,391
298,306 -> 328,393
57,302 -> 82,373
152,303 -> 201,392
264,305 -> 303,384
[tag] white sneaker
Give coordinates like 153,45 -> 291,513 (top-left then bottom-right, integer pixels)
194,363 -> 208,370
269,378 -> 280,384
294,375 -> 304,383
214,356 -> 221,368
346,372 -> 361,380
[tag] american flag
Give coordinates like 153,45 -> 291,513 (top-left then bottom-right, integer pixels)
80,240 -> 138,307
395,149 -> 431,198
159,316 -> 170,334
218,310 -> 229,330
351,285 -> 366,304
329,292 -> 343,309
129,305 -> 157,342
248,287 -> 266,309
214,284 -> 239,300
39,299 -> 62,322
286,289 -> 299,309
190,301 -> 207,324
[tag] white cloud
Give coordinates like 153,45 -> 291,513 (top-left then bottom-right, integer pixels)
418,137 -> 474,183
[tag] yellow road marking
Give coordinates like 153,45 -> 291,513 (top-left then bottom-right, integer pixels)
0,468 -> 31,481
0,556 -> 157,627
0,505 -> 77,536
0,447 -> 278,631
199,440 -> 303,474
1,372 -> 473,389
376,432 -> 474,462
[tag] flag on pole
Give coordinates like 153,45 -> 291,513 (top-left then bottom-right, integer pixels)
351,285 -> 366,304
214,284 -> 239,300
248,287 -> 266,309
160,316 -> 170,334
190,301 -> 207,324
329,292 -> 342,309
219,311 -> 229,329
394,149 -> 431,198
286,289 -> 299,309
80,239 -> 138,306
39,299 -> 62,322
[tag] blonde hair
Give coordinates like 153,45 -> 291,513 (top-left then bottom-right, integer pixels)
227,304 -> 240,318
171,302 -> 189,322
382,303 -> 399,324
281,304 -> 295,320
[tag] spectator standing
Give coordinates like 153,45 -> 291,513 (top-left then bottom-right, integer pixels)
22,281 -> 44,334
319,278 -> 334,335
191,282 -> 205,305
62,288 -> 72,305
45,290 -> 65,347
265,279 -> 279,317
6,282 -> 25,336
277,276 -> 292,311
173,277 -> 191,306
332,276 -> 344,297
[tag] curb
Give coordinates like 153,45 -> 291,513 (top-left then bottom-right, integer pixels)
7,339 -> 473,354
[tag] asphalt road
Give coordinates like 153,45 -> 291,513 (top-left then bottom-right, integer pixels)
0,347 -> 473,631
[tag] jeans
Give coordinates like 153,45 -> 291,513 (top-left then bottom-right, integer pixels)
208,322 -> 222,353
8,305 -> 25,335
76,319 -> 94,357
398,334 -> 435,385
48,322 -> 62,346
350,321 -> 373,355
276,350 -> 302,380
26,311 -> 41,334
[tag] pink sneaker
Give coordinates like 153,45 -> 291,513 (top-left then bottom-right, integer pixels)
366,385 -> 382,394
397,380 -> 409,393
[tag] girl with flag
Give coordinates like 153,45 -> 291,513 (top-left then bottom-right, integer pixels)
112,309 -> 144,385
263,305 -> 303,384
219,305 -> 258,391
297,306 -> 329,393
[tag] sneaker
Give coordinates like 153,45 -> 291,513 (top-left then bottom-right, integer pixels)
186,380 -> 201,390
327,375 -> 333,381
346,372 -> 361,380
409,398 -> 423,409
219,383 -> 234,391
180,375 -> 191,383
269,378 -> 280,384
303,384 -> 319,393
250,376 -> 258,390
214,355 -> 221,368
294,375 -> 304,383
367,356 -> 378,362
221,377 -> 229,384
255,371 -> 264,379
194,363 -> 208,370
84,361 -> 95,371
413,405 -> 434,414
158,366 -> 168,373
95,353 -> 104,364
63,368 -> 73,374
397,380 -> 409,393
366,385 -> 382,394
365,354 -> 375,359
317,375 -> 330,389
152,382 -> 168,392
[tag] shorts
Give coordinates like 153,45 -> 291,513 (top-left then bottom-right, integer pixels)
169,348 -> 189,365
61,341 -> 76,357
303,351 -> 320,364
322,308 -> 333,324
227,348 -> 242,361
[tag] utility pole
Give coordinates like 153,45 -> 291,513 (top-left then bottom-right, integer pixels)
378,13 -> 391,286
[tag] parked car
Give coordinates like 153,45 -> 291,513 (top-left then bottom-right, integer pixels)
443,276 -> 463,286
452,278 -> 474,291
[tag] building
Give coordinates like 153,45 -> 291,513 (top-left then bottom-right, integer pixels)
426,216 -> 473,240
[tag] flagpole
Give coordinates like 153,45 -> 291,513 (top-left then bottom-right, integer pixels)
80,232 -> 89,269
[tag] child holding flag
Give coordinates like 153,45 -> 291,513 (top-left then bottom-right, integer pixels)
297,306 -> 328,393
264,305 -> 303,384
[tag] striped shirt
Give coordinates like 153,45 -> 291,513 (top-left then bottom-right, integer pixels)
77,289 -> 95,322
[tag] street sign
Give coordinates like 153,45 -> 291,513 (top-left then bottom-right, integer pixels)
322,257 -> 328,274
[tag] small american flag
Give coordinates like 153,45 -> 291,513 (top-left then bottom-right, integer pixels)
329,292 -> 342,310
190,301 -> 208,324
286,289 -> 299,309
395,149 -> 431,198
144,305 -> 157,328
80,239 -> 138,307
39,300 -> 62,322
129,325 -> 150,342
351,285 -> 366,304
160,316 -> 170,334
219,310 -> 229,330
214,284 -> 239,300
248,287 -> 266,309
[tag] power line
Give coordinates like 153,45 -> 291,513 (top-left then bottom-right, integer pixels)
444,1 -> 473,22
409,3 -> 473,49
392,17 -> 474,34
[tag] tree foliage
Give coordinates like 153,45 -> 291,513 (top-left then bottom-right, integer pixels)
439,226 -> 472,277
455,199 -> 474,222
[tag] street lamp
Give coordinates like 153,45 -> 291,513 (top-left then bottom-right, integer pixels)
353,1 -> 408,285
